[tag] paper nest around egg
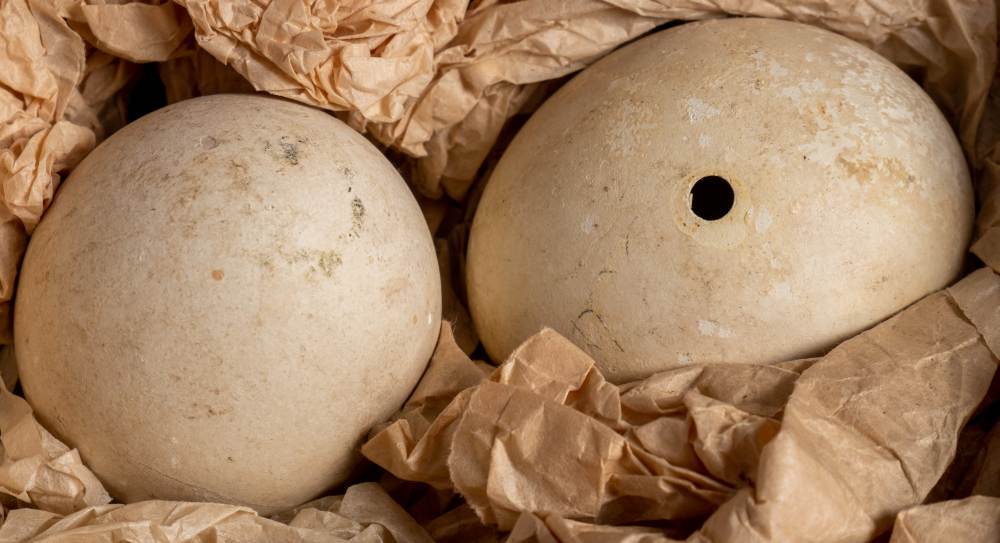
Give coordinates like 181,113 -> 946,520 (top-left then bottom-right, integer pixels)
0,1 -> 998,543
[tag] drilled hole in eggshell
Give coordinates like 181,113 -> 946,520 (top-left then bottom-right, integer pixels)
690,175 -> 735,221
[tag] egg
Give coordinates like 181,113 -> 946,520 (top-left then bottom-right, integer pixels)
14,94 -> 442,513
467,18 -> 973,383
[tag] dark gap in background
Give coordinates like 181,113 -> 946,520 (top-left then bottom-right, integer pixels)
126,63 -> 168,122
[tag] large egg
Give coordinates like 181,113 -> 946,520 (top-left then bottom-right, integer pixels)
467,18 -> 972,383
15,95 -> 441,512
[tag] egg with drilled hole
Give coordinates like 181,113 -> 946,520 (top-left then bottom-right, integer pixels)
467,18 -> 972,383
15,94 -> 441,513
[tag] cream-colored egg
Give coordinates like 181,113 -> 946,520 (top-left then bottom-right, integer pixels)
15,94 -> 441,513
467,18 -> 973,383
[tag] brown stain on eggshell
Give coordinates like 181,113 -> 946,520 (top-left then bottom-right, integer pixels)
316,251 -> 342,277
227,159 -> 252,193
263,135 -> 308,166
185,401 -> 234,420
381,276 -> 411,304
349,197 -> 366,238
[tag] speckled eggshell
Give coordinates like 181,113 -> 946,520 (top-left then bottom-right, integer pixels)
467,18 -> 973,383
15,94 -> 442,513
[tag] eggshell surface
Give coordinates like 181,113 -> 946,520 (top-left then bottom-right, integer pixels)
15,94 -> 442,513
467,18 -> 973,383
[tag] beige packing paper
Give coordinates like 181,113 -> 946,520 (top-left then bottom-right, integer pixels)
888,496 -> 1000,543
506,512 -> 680,543
0,485 -> 418,543
0,376 -> 109,515
363,270 -> 999,541
0,0 -> 998,542
176,0 -> 995,201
